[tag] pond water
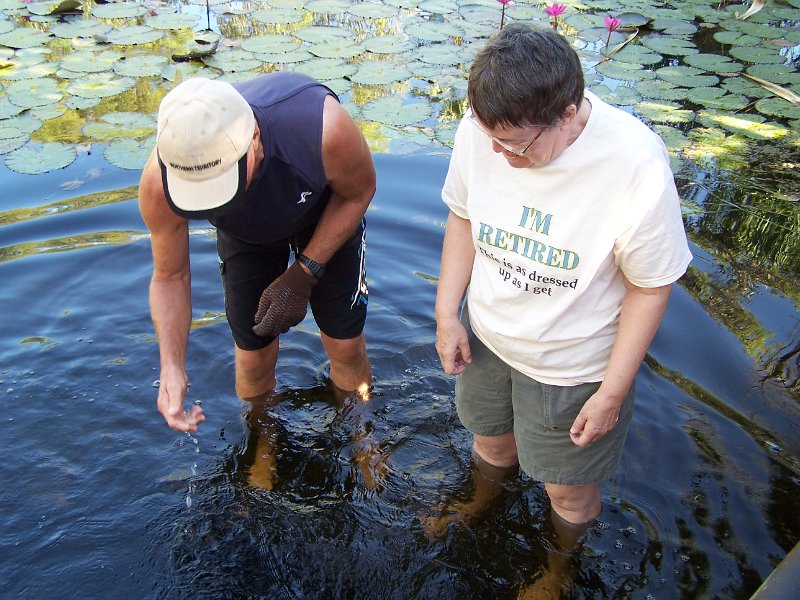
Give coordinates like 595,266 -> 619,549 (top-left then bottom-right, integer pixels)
1,148 -> 798,599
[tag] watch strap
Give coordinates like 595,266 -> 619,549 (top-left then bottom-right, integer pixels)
296,253 -> 326,279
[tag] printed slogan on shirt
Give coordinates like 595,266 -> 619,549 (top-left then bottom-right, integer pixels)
477,205 -> 580,296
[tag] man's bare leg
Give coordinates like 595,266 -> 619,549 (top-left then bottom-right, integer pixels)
320,332 -> 371,394
234,341 -> 281,489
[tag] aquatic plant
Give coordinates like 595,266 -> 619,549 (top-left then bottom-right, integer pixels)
544,3 -> 566,32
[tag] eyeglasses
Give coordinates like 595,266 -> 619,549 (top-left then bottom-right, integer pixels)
469,114 -> 548,157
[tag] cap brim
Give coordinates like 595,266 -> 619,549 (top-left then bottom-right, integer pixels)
159,151 -> 249,220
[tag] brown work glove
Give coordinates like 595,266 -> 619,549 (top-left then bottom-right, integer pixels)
253,261 -> 317,337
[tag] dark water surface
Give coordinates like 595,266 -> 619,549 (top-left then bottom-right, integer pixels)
1,152 -> 798,599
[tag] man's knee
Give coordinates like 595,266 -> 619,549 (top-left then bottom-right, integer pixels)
235,342 -> 278,397
322,333 -> 367,365
473,433 -> 518,468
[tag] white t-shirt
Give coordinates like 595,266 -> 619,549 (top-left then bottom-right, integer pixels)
441,91 -> 693,385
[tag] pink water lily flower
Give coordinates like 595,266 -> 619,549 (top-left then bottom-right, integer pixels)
545,3 -> 567,17
604,16 -> 622,31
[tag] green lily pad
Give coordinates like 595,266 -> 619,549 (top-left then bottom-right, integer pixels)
5,141 -> 76,174
729,19 -> 781,39
3,114 -> 43,134
254,49 -> 313,64
29,104 -> 65,121
589,83 -> 642,106
112,54 -> 169,77
0,27 -> 53,49
49,19 -> 112,39
696,109 -> 765,133
293,57 -> 357,81
612,45 -> 663,66
595,60 -> 657,82
721,74 -> 773,98
656,65 -> 719,87
82,112 -> 156,141
417,0 -> 456,14
362,35 -> 415,54
6,77 -> 62,108
91,2 -> 148,19
66,95 -> 102,110
295,26 -> 353,44
746,64 -> 800,86
689,90 -> 749,111
60,50 -> 124,73
66,73 -> 136,98
713,31 -> 761,47
404,19 -> 464,42
755,97 -> 800,120
145,12 -> 202,30
641,35 -> 699,57
362,97 -> 433,126
0,134 -> 28,155
351,61 -> 412,85
0,61 -> 57,81
161,63 -> 220,82
105,25 -> 164,46
653,123 -> 690,154
414,44 -> 468,66
324,78 -> 352,97
104,136 -> 156,170
305,0 -> 350,14
729,45 -> 786,65
347,2 -> 396,18
203,49 -> 263,71
241,34 -> 300,54
308,40 -> 366,59
635,100 -> 695,124
251,8 -> 306,24
25,0 -> 80,15
683,53 -> 743,73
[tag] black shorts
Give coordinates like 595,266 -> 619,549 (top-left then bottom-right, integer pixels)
217,219 -> 368,350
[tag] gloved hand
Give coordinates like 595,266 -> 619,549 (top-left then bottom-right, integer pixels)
253,261 -> 317,337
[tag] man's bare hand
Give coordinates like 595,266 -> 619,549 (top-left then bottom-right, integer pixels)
157,368 -> 205,432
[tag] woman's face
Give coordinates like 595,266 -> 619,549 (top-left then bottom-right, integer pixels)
471,104 -> 579,169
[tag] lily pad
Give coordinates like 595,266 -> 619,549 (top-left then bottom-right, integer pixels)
0,27 -> 53,49
113,54 -> 169,78
6,77 -> 63,108
362,36 -> 415,54
161,63 -> 220,82
0,61 -> 58,81
66,95 -> 102,110
351,61 -> 412,85
634,100 -> 695,124
755,97 -> 800,120
5,141 -> 77,174
656,65 -> 719,87
66,73 -> 136,99
49,19 -> 113,39
362,97 -> 433,126
105,26 -> 164,46
745,64 -> 800,86
145,12 -> 202,30
304,0 -> 350,15
25,0 -> 80,15
60,50 -> 124,74
641,35 -> 699,57
612,45 -> 663,66
713,31 -> 762,47
308,40 -> 366,59
3,114 -> 43,134
91,2 -> 148,19
295,26 -> 353,44
414,45 -> 468,66
82,112 -> 156,141
293,57 -> 357,81
254,49 -> 313,64
347,2 -> 396,18
104,136 -> 155,170
251,8 -> 306,24
203,49 -> 263,71
595,60 -> 657,82
589,83 -> 641,106
728,45 -> 786,64
0,134 -> 28,155
404,19 -> 464,42
241,34 -> 301,54
683,53 -> 743,73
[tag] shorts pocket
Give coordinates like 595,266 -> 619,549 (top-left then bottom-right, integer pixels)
542,382 -> 600,431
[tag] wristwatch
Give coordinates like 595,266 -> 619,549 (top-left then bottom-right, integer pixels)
296,252 -> 326,280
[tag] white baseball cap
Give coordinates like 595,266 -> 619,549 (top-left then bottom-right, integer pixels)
156,77 -> 255,218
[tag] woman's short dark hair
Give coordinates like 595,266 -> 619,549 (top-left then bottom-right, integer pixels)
467,23 -> 585,129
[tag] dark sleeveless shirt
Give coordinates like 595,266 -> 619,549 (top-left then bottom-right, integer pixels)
209,72 -> 335,244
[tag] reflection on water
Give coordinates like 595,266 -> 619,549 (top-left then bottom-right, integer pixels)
0,153 -> 798,599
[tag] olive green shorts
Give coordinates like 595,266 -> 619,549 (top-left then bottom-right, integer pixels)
456,312 -> 635,486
